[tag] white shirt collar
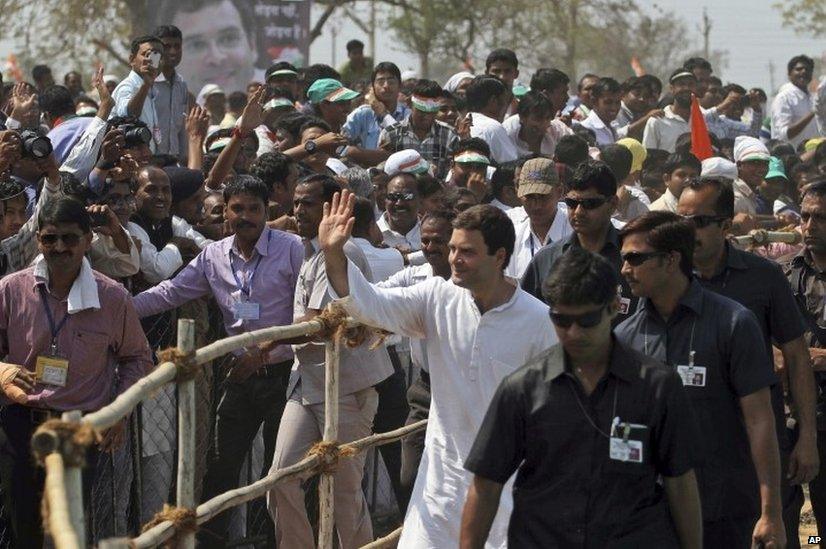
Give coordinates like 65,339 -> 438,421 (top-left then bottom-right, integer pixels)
33,256 -> 100,313
663,105 -> 688,123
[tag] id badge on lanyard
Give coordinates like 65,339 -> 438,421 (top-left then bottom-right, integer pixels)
36,286 -> 70,387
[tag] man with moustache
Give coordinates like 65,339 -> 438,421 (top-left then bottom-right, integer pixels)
378,172 -> 426,266
0,197 -> 152,546
321,192 -> 556,548
615,211 -> 786,548
642,69 -> 696,153
785,180 -> 826,538
266,175 -> 392,547
678,176 -> 818,548
521,160 -> 637,324
133,176 -> 304,547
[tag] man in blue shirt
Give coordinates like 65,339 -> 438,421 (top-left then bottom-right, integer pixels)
342,61 -> 410,150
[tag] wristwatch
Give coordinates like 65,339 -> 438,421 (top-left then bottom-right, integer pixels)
304,140 -> 317,154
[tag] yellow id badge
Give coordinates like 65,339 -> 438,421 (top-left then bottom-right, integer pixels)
35,356 -> 69,387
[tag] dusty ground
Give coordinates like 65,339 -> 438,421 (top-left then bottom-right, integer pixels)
801,494 -> 820,546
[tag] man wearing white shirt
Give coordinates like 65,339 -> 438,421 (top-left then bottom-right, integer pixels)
649,152 -> 701,214
467,75 -> 519,164
377,173 -> 425,266
351,197 -> 404,282
643,69 -> 695,153
577,77 -> 621,146
771,55 -> 819,147
111,35 -> 164,152
505,158 -> 572,280
503,91 -> 572,158
321,193 -> 557,549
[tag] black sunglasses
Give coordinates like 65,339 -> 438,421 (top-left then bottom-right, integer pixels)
564,197 -> 608,210
386,192 -> 416,202
39,233 -> 82,246
621,251 -> 666,267
549,306 -> 606,328
681,214 -> 727,228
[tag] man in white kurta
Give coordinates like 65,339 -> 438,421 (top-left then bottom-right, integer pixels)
321,193 -> 556,548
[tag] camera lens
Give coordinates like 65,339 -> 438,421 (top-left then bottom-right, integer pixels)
19,130 -> 53,159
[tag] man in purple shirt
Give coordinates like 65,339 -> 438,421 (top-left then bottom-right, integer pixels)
0,197 -> 153,547
133,175 -> 303,547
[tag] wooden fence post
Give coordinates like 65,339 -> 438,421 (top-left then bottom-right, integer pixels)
61,410 -> 86,548
318,336 -> 341,548
176,319 -> 197,549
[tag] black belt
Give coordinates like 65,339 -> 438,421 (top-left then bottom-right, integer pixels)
253,359 -> 293,378
2,404 -> 63,425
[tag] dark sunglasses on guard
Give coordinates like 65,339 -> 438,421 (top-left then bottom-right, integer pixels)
681,214 -> 727,228
563,197 -> 608,210
621,251 -> 666,267
549,306 -> 606,328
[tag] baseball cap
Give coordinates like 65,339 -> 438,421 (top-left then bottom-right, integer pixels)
765,156 -> 788,181
512,83 -> 530,98
453,151 -> 491,165
200,83 -> 225,98
307,79 -> 360,104
616,138 -> 647,173
669,69 -> 696,84
384,149 -> 430,176
517,158 -> 559,197
265,62 -> 299,81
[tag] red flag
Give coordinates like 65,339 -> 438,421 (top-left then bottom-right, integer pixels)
630,56 -> 645,76
690,95 -> 714,161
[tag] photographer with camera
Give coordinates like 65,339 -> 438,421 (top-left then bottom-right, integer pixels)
88,115 -> 152,195
112,35 -> 164,153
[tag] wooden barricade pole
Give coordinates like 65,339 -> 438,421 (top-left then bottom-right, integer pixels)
318,336 -> 341,549
61,410 -> 86,548
175,319 -> 197,549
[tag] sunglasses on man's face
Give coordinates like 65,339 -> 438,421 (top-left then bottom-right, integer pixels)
386,192 -> 416,202
549,306 -> 605,329
39,233 -> 82,246
563,197 -> 608,210
681,214 -> 726,229
621,251 -> 666,267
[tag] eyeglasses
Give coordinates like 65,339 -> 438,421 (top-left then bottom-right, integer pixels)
39,233 -> 82,246
549,306 -> 605,328
621,251 -> 667,267
681,214 -> 726,228
104,195 -> 136,207
564,197 -> 608,210
386,192 -> 416,202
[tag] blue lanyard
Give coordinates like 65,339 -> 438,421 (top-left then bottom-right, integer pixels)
38,285 -> 69,352
230,232 -> 269,298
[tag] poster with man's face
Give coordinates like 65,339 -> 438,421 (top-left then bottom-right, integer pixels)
152,0 -> 310,95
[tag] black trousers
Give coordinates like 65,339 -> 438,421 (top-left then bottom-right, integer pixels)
196,361 -> 291,548
373,364 -> 410,509
0,405 -> 101,548
399,369 -> 431,514
809,428 -> 826,534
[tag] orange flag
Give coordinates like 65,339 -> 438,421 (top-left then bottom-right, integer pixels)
690,94 -> 714,161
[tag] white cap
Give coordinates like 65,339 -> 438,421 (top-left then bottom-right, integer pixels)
701,157 -> 738,180
401,69 -> 419,81
102,74 -> 119,85
733,136 -> 770,163
384,149 -> 430,176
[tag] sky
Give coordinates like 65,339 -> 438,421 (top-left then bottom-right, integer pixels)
308,0 -> 824,94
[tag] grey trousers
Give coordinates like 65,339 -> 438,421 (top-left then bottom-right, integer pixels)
267,387 -> 379,548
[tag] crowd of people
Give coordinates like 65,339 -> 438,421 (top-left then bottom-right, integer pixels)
0,23 -> 825,549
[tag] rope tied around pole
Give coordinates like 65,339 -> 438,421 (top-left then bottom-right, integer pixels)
315,304 -> 391,349
141,504 -> 198,546
306,440 -> 356,474
32,419 -> 100,467
156,347 -> 199,382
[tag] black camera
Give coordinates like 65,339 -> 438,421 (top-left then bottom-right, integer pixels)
19,130 -> 53,159
120,123 -> 152,148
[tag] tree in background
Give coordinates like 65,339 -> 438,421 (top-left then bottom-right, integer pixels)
774,0 -> 825,38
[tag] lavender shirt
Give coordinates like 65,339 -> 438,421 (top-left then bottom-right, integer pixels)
134,228 -> 304,364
